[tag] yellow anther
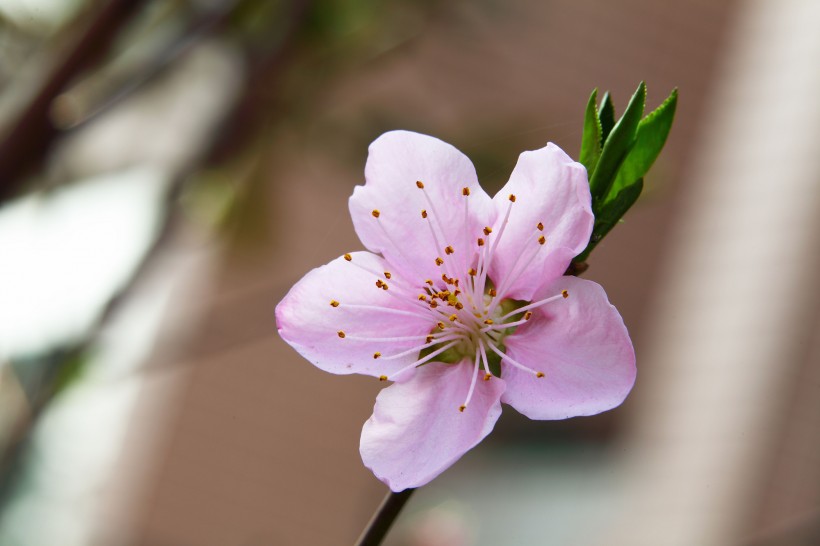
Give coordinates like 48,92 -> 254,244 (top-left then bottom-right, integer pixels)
330,300 -> 340,307
477,238 -> 485,246
459,405 -> 466,412
483,226 -> 492,236
384,271 -> 392,279
474,312 -> 482,318
538,235 -> 546,245
376,280 -> 384,288
425,279 -> 434,286
462,187 -> 470,196
455,302 -> 464,310
435,257 -> 444,266
426,335 -> 434,343
488,288 -> 496,297
379,375 -> 388,381
524,311 -> 533,320
454,289 -> 461,296
536,371 -> 545,378
562,290 -> 569,298
537,222 -> 544,231
337,331 -> 346,338
421,209 -> 428,218
509,194 -> 517,202
372,209 -> 380,218
437,321 -> 446,330
430,300 -> 439,308
484,319 -> 494,325
449,314 -> 458,322
483,373 -> 492,381
418,294 -> 427,301
381,283 -> 388,291
344,253 -> 352,261
416,181 -> 425,189
468,268 -> 477,276
454,278 -> 459,287
445,246 -> 454,255
373,352 -> 381,359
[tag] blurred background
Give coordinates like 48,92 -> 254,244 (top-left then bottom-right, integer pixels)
0,0 -> 819,545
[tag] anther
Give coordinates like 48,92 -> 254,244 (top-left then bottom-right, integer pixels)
459,405 -> 466,412
455,302 -> 464,310
468,268 -> 477,276
483,373 -> 492,381
379,375 -> 388,381
330,300 -> 340,307
344,253 -> 352,261
435,257 -> 444,266
509,194 -> 517,202
430,300 -> 438,308
477,238 -> 485,246
449,314 -> 458,322
426,335 -> 434,343
416,181 -> 424,189
337,331 -> 346,338
483,227 -> 492,236
484,319 -> 494,325
437,321 -> 446,330
373,352 -> 381,359
418,294 -> 427,301
375,280 -> 383,288
536,372 -> 545,378
384,271 -> 392,279
421,209 -> 428,218
372,209 -> 380,218
524,311 -> 533,320
425,279 -> 434,286
462,187 -> 470,196
445,246 -> 454,255
538,235 -> 546,245
381,283 -> 388,291
562,290 -> 569,298
488,288 -> 496,297
537,222 -> 544,231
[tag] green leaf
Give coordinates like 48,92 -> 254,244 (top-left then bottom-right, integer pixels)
598,91 -> 616,144
579,88 -> 602,176
575,179 -> 644,263
588,82 -> 646,204
606,88 -> 678,201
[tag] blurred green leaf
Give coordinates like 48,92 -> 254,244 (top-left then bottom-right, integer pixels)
606,88 -> 677,201
588,82 -> 646,204
579,88 -> 602,175
598,91 -> 616,144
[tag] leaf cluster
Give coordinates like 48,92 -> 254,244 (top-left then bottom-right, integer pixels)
574,82 -> 677,263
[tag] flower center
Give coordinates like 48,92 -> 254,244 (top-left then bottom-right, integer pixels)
334,182 -> 569,412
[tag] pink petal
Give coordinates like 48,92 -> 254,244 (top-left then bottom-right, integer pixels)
349,130 -> 495,284
488,143 -> 593,301
360,361 -> 506,491
276,252 -> 433,378
500,276 -> 635,419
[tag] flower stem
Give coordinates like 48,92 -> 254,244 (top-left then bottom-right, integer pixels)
354,488 -> 415,546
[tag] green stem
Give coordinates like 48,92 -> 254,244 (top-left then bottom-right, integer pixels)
354,488 -> 415,546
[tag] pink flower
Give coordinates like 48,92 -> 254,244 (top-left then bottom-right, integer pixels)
276,131 -> 636,491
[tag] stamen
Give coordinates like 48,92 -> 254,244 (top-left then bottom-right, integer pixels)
538,235 -> 546,245
445,246 -> 454,255
416,181 -> 425,189
418,294 -> 427,301
379,375 -> 388,381
378,332 -> 464,361
462,187 -> 470,196
372,209 -> 380,218
337,331 -> 346,338
388,339 -> 462,380
384,271 -> 392,279
562,290 -> 569,298
483,227 -> 492,236
435,257 -> 444,266
537,222 -> 544,231
460,350 -> 482,412
338,303 -> 437,321
345,334 -> 432,343
485,343 -> 544,378
373,352 -> 381,359
477,238 -> 485,246
344,254 -> 352,261
496,292 -> 567,321
421,209 -> 428,218
508,194 -> 516,202
329,300 -> 339,307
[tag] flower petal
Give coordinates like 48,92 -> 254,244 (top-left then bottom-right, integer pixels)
360,361 -> 506,491
500,276 -> 635,419
349,130 -> 495,285
276,252 -> 434,378
489,143 -> 593,301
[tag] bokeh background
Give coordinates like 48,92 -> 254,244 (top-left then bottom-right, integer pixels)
1,0 -> 819,545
